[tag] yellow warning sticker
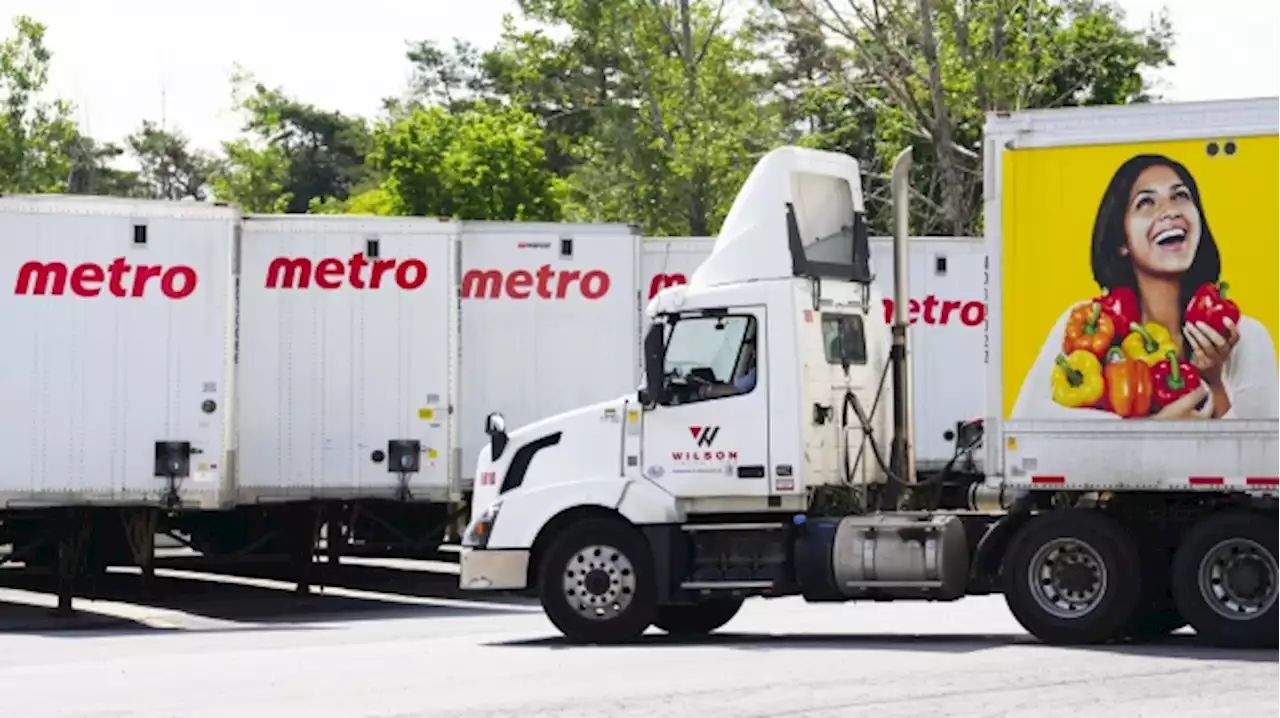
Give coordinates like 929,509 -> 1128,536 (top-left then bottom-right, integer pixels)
627,411 -> 639,423
418,408 -> 435,420
427,448 -> 439,459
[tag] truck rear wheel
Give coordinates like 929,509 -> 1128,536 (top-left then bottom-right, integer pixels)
1002,510 -> 1143,645
654,597 -> 744,637
537,517 -> 656,644
1170,510 -> 1277,649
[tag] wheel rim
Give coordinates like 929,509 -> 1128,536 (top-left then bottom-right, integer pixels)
1027,537 -> 1108,619
1197,538 -> 1278,621
561,543 -> 637,621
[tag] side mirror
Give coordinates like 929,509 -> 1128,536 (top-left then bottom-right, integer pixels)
484,411 -> 508,461
641,322 -> 668,406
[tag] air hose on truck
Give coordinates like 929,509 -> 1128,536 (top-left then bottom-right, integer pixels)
838,350 -> 978,509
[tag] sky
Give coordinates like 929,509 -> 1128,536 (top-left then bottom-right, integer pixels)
7,0 -> 1279,154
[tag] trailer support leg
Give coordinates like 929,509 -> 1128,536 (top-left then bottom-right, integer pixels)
289,505 -> 321,595
54,510 -> 91,617
123,509 -> 158,595
324,502 -> 346,583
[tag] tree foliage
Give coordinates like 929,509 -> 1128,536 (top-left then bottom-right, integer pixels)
7,3 -> 1176,235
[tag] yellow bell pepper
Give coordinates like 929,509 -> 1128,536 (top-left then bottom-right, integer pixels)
1121,321 -> 1179,367
1051,350 -> 1104,408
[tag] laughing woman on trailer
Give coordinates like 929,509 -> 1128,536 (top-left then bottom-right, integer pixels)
1011,153 -> 1279,421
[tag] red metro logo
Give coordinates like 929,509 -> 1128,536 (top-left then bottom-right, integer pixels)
672,426 -> 738,462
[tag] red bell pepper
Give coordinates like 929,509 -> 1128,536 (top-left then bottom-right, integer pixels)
1151,350 -> 1202,408
1095,286 -> 1140,330
1184,281 -> 1240,336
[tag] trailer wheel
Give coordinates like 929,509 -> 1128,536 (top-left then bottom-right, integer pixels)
537,517 -> 656,644
1002,510 -> 1143,645
653,597 -> 744,637
1171,510 -> 1277,649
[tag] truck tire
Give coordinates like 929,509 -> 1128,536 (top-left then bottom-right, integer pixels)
537,517 -> 656,644
653,597 -> 744,637
1170,510 -> 1277,649
1002,510 -> 1143,645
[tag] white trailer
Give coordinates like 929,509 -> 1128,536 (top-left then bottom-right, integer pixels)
459,98 -> 1279,651
176,215 -> 464,563
0,195 -> 241,609
458,222 -> 642,492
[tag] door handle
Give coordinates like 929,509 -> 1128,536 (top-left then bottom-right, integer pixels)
737,465 -> 765,479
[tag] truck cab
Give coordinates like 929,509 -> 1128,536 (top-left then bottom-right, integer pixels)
459,147 -> 904,640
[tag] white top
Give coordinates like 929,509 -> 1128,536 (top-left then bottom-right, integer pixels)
1011,307 -> 1279,421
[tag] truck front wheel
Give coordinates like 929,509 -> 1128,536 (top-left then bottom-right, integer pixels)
1170,510 -> 1277,649
537,517 -> 657,644
654,597 -> 744,637
1002,510 -> 1143,645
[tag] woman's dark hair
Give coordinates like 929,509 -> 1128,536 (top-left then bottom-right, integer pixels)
1090,153 -> 1221,320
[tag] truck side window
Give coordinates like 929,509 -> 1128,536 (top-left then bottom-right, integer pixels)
662,315 -> 758,404
821,313 -> 867,366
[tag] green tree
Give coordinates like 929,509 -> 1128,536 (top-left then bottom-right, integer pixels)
212,69 -> 373,213
64,136 -> 145,197
774,0 -> 1174,234
361,102 -> 566,220
486,0 -> 781,236
125,120 -> 219,200
0,16 -> 80,193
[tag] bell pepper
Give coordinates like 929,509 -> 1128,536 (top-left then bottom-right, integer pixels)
1102,347 -> 1154,418
1051,350 -> 1105,409
1062,302 -> 1116,358
1151,350 -> 1202,409
1096,286 -> 1140,330
1121,321 -> 1178,367
1184,281 -> 1241,336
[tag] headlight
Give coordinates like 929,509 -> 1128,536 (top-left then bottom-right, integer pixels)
462,501 -> 502,548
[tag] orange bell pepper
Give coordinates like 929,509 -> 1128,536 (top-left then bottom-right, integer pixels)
1062,302 -> 1116,358
1102,347 -> 1154,418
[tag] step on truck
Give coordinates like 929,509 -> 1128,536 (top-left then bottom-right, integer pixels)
458,97 -> 1279,649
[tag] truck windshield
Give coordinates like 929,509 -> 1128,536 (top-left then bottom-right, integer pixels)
663,315 -> 754,385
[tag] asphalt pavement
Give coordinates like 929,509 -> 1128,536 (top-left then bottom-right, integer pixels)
0,558 -> 1275,718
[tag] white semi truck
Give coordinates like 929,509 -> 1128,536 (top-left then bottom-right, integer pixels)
458,98 -> 1279,649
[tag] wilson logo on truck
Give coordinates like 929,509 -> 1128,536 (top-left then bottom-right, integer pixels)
13,259 -> 198,299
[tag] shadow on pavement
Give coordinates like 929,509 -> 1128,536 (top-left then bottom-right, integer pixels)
496,631 -> 1024,654
0,599 -> 163,635
495,630 -> 1278,662
0,561 -> 531,633
155,555 -> 537,608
